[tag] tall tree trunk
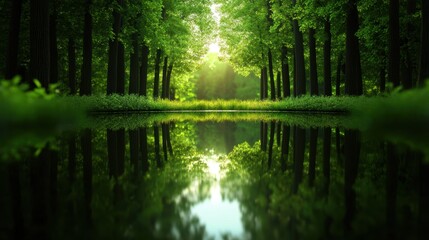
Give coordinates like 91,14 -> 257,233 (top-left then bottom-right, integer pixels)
418,0 -> 429,86
161,56 -> 169,99
292,0 -> 306,96
153,49 -> 162,99
106,0 -> 122,95
30,0 -> 50,90
324,19 -> 332,96
402,0 -> 416,89
129,34 -> 140,94
260,68 -> 264,100
262,66 -> 268,99
268,49 -> 276,100
281,46 -> 291,97
49,4 -> 58,84
309,28 -> 319,96
388,0 -> 400,88
117,42 -> 125,94
276,71 -> 281,99
380,66 -> 386,92
166,63 -> 174,100
140,44 -> 149,96
68,38 -> 77,94
5,0 -> 23,79
80,0 -> 92,95
336,53 -> 343,96
345,0 -> 363,95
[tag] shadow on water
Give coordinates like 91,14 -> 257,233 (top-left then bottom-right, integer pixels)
1,113 -> 429,239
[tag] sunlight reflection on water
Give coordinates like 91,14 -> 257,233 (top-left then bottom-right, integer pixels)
190,153 -> 244,239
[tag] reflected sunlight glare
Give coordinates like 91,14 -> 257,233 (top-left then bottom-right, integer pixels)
191,153 -> 243,239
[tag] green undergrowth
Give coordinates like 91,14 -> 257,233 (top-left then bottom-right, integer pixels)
84,112 -> 355,130
67,94 -> 367,113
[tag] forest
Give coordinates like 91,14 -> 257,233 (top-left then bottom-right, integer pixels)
1,0 -> 429,239
0,0 -> 428,101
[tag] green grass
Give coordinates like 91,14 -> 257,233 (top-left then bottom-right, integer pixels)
66,94 -> 369,113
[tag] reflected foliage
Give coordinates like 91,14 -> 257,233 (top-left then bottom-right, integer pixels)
1,118 -> 428,239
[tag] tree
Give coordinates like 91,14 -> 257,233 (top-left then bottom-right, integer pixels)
107,0 -> 123,95
30,0 -> 50,90
388,0 -> 400,88
345,0 -> 362,95
4,0 -> 23,79
292,0 -> 306,96
80,0 -> 92,95
418,0 -> 429,86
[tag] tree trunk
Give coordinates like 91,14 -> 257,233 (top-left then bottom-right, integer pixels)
68,38 -> 77,94
292,0 -> 306,96
49,4 -> 58,84
276,71 -> 281,99
388,0 -> 400,88
324,20 -> 332,96
5,0 -> 23,79
117,42 -> 125,94
30,0 -> 50,90
166,63 -> 173,100
106,0 -> 122,95
380,66 -> 386,92
281,46 -> 291,97
80,0 -> 92,95
129,34 -> 139,94
402,0 -> 416,89
345,0 -> 363,95
336,53 -> 343,96
262,66 -> 268,99
268,49 -> 276,100
161,56 -> 169,99
309,28 -> 319,96
153,49 -> 162,99
140,44 -> 149,96
418,0 -> 429,86
260,68 -> 264,100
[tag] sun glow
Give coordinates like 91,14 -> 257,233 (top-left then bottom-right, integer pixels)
208,42 -> 221,54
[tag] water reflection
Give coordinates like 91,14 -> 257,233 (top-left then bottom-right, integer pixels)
190,153 -> 243,239
0,117 -> 428,240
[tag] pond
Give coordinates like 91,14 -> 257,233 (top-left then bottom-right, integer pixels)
1,113 -> 428,240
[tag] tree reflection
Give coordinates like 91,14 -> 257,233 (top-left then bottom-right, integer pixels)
1,120 -> 428,239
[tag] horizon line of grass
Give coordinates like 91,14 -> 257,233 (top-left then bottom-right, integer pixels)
67,94 -> 373,114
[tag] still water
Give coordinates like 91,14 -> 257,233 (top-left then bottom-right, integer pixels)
1,114 -> 428,240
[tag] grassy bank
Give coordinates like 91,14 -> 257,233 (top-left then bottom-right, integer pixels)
67,94 -> 369,114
